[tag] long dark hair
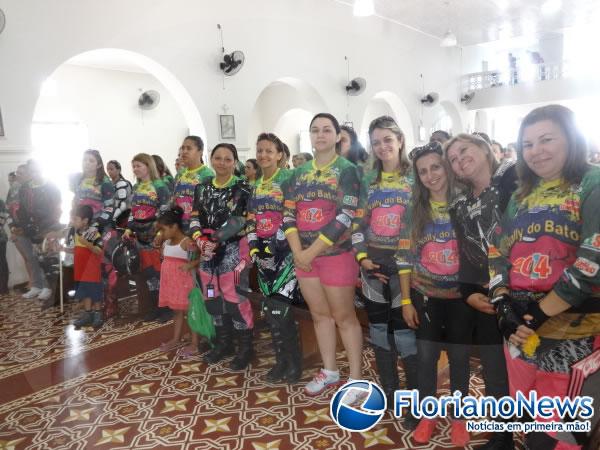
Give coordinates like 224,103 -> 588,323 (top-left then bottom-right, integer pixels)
184,135 -> 205,164
368,116 -> 410,181
340,125 -> 368,164
107,160 -> 125,180
516,104 -> 589,201
84,149 -> 108,184
152,154 -> 173,178
410,142 -> 454,243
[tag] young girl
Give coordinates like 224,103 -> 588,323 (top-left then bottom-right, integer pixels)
71,205 -> 105,329
283,113 -> 363,396
190,143 -> 253,370
156,206 -> 200,354
352,115 -> 417,426
398,142 -> 472,445
247,133 -> 301,382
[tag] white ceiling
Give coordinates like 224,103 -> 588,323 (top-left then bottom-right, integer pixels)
338,0 -> 600,46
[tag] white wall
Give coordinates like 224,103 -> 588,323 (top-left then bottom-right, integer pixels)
0,0 -> 463,198
33,64 -> 188,182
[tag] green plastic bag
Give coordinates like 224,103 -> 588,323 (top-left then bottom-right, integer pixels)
187,287 -> 215,341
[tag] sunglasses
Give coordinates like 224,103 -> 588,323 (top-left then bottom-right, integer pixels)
409,142 -> 443,161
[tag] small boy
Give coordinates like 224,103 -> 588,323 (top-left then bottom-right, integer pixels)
70,205 -> 104,329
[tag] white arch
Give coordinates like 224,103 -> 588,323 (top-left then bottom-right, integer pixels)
360,91 -> 415,150
439,100 -> 463,136
248,77 -> 328,152
60,48 -> 206,139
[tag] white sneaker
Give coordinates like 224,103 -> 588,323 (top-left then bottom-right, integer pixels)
22,288 -> 42,299
304,369 -> 341,396
37,288 -> 53,300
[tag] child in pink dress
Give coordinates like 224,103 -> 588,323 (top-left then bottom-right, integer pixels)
157,206 -> 199,355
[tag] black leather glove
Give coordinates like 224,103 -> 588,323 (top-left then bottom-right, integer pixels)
524,300 -> 551,331
492,293 -> 526,341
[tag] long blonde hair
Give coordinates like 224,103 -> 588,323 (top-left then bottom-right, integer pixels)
132,153 -> 160,181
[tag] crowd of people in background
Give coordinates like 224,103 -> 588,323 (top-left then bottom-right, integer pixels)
2,103 -> 600,450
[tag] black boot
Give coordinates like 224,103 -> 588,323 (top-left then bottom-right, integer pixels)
401,354 -> 420,430
282,321 -> 302,383
265,326 -> 287,382
230,329 -> 254,370
203,319 -> 235,364
142,291 -> 160,322
475,431 -> 514,450
372,345 -> 399,411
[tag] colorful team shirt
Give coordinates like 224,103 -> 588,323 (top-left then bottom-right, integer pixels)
247,168 -> 293,256
283,156 -> 360,256
127,179 -> 170,241
189,175 -> 251,243
352,170 -> 412,263
396,201 -> 461,299
489,167 -> 600,339
74,229 -> 103,282
73,175 -> 115,228
172,164 -> 215,232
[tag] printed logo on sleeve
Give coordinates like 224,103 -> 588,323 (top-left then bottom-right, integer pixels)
573,257 -> 599,277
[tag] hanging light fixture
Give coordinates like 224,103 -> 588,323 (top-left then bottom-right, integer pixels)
440,0 -> 457,47
353,0 -> 375,17
440,30 -> 458,47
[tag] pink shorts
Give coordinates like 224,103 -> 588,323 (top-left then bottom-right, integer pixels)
295,251 -> 359,287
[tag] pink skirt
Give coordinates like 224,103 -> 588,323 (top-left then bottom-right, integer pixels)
158,256 -> 195,311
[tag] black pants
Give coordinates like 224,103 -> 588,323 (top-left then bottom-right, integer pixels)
473,310 -> 510,398
412,289 -> 473,398
0,241 -> 8,294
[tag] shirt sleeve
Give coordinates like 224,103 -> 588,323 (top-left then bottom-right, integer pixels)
246,192 -> 258,256
318,164 -> 360,246
189,183 -> 203,240
214,182 -> 251,243
282,170 -> 299,236
487,201 -> 515,295
96,180 -> 115,228
553,185 -> 600,307
352,174 -> 370,261
395,203 -> 414,274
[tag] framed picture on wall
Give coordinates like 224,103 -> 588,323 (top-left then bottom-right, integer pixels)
0,107 -> 4,137
219,114 -> 236,139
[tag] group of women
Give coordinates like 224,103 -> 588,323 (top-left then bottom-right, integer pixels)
62,102 -> 598,450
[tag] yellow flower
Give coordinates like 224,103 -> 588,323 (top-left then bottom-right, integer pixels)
522,333 -> 541,358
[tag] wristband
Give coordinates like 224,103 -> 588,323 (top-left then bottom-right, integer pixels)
401,298 -> 412,306
525,301 -> 551,331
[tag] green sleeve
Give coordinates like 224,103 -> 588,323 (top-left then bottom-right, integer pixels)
319,164 -> 360,245
554,181 -> 600,306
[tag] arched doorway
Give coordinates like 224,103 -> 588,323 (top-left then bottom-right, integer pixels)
248,77 -> 327,157
30,48 -> 205,222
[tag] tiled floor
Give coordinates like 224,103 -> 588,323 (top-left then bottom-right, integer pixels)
0,294 -> 519,449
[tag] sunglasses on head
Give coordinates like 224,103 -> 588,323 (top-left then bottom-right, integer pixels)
409,142 -> 443,161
